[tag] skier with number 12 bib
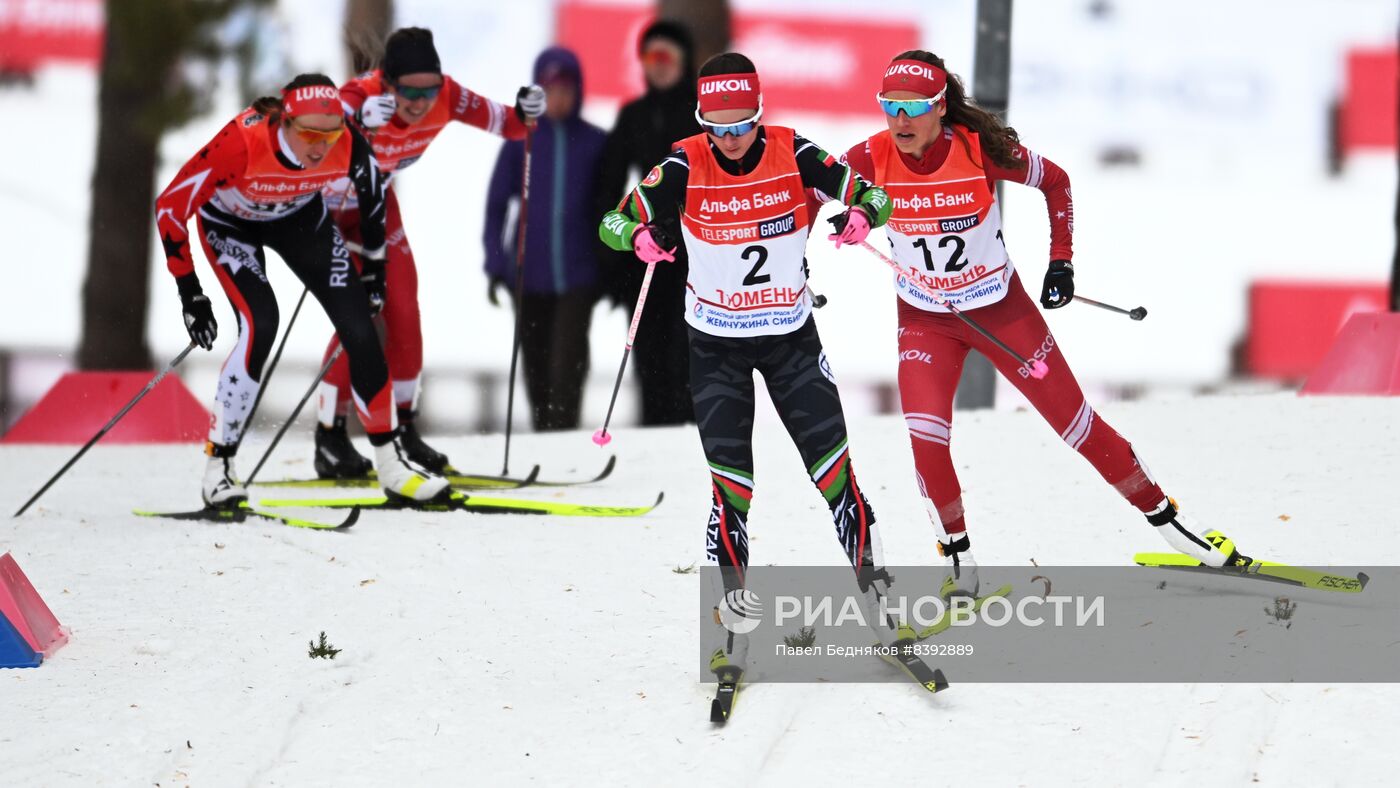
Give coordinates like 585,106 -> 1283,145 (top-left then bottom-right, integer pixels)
838,50 -> 1251,597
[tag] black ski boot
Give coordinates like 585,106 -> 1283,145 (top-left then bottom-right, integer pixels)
314,416 -> 374,479
398,408 -> 450,474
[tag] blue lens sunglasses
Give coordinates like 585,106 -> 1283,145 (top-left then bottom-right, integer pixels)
877,88 -> 947,118
695,103 -> 764,138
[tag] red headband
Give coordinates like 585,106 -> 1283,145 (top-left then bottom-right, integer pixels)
697,72 -> 761,114
282,84 -> 342,118
881,59 -> 947,99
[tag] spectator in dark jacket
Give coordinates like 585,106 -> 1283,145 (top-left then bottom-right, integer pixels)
485,46 -> 606,431
593,19 -> 699,426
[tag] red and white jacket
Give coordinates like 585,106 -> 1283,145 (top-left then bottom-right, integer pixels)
155,107 -> 386,281
323,71 -> 528,211
844,125 -> 1072,311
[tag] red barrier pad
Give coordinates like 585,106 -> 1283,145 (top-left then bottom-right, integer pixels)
1,371 -> 208,444
1340,47 -> 1398,155
0,552 -> 68,656
1245,280 -> 1388,379
1301,313 -> 1400,396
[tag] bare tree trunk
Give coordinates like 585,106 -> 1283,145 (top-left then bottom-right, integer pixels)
77,6 -> 162,370
77,1 -> 275,371
658,0 -> 730,67
345,0 -> 394,74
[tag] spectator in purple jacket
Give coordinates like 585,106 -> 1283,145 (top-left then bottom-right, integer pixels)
484,46 -> 607,431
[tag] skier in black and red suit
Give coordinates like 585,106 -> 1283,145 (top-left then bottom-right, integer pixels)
155,73 -> 450,507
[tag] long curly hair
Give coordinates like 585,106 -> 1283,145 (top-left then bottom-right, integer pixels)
892,49 -> 1024,171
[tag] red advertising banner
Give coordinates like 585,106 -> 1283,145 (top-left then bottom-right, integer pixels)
1339,46 -> 1398,154
0,0 -> 104,70
557,1 -> 920,117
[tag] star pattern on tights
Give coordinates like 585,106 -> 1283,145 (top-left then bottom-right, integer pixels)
160,232 -> 184,261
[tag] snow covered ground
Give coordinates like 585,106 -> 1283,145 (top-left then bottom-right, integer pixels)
2,392 -> 1396,785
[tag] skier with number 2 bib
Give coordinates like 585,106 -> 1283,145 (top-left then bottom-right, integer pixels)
600,53 -> 915,692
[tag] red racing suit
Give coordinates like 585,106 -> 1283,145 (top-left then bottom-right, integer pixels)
317,71 -> 527,422
845,126 -> 1165,544
156,107 -> 395,445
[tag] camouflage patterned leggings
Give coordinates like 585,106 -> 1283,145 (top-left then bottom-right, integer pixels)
689,317 -> 879,589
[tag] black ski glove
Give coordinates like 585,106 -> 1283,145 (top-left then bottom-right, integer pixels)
360,258 -> 386,316
177,274 -> 217,350
1039,260 -> 1075,309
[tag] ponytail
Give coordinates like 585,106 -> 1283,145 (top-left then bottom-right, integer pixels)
250,95 -> 282,123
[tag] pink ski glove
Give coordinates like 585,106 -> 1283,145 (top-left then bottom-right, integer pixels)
632,226 -> 676,264
828,208 -> 871,249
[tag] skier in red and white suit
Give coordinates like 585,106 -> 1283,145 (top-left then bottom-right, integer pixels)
312,27 -> 545,477
843,51 -> 1251,593
155,74 -> 449,507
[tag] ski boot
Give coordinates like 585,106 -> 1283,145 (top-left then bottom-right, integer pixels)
374,431 -> 450,503
314,416 -> 374,479
397,408 -> 450,474
202,442 -> 247,509
1147,498 -> 1252,569
708,593 -> 752,724
936,534 -> 980,599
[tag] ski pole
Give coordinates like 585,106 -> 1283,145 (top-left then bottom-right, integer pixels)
14,342 -> 198,517
241,287 -> 308,431
501,124 -> 534,474
592,259 -> 659,447
245,344 -> 342,485
855,240 -> 1048,379
1074,294 -> 1147,321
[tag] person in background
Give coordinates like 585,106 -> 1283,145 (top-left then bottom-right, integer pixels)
484,46 -> 606,431
593,20 -> 699,426
313,27 -> 544,478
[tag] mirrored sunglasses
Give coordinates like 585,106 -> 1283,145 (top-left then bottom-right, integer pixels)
393,82 -> 442,101
290,120 -> 345,145
694,106 -> 763,139
876,90 -> 946,118
641,49 -> 677,67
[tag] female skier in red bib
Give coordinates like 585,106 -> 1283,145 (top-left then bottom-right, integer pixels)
155,74 -> 449,506
312,27 -> 545,477
842,50 -> 1250,595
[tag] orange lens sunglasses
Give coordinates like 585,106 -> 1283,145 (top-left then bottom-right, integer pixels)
641,49 -> 677,67
290,120 -> 345,146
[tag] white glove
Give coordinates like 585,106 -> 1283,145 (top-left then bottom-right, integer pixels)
515,84 -> 546,121
357,94 -> 397,129
343,240 -> 386,261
